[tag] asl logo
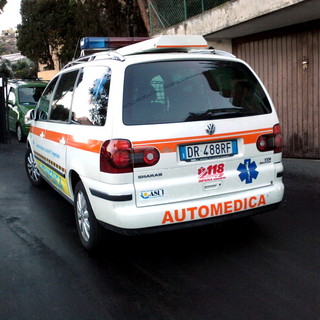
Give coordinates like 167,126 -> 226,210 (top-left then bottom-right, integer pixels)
140,189 -> 164,199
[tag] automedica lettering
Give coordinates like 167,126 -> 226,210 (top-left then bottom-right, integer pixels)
161,195 -> 267,224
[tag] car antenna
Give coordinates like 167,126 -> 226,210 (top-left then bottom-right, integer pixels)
72,38 -> 81,61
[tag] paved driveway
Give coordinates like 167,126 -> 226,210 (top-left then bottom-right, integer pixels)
0,139 -> 319,320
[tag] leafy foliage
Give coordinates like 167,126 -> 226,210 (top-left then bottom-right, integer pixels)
11,59 -> 38,79
17,0 -> 148,69
0,58 -> 37,79
0,0 -> 7,12
0,59 -> 11,78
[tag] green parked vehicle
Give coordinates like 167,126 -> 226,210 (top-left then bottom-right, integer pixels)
7,79 -> 48,142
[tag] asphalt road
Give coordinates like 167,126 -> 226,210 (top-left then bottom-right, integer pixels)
0,138 -> 319,320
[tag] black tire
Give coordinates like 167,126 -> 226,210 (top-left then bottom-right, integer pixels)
25,148 -> 44,186
17,124 -> 26,143
74,181 -> 102,251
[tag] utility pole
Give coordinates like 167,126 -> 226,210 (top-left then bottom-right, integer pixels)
0,75 -> 9,144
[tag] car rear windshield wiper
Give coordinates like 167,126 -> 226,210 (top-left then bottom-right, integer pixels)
184,108 -> 258,121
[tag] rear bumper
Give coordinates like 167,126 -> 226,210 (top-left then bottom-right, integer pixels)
99,201 -> 282,235
84,177 -> 284,233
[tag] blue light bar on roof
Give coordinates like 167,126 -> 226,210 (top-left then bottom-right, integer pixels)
80,37 -> 109,50
80,37 -> 150,51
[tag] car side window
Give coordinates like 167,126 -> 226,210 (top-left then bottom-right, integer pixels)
49,70 -> 79,122
71,66 -> 111,126
37,77 -> 58,120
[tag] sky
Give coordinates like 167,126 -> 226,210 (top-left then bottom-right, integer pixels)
0,0 -> 21,31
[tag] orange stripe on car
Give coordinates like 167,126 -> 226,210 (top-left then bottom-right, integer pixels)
30,127 -> 103,154
30,126 -> 44,136
157,45 -> 207,48
133,128 -> 273,153
30,127 -> 272,154
67,136 -> 103,153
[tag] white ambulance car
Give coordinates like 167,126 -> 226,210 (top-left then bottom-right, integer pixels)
25,35 -> 284,250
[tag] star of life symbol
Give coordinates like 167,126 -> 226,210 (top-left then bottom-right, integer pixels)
237,159 -> 259,184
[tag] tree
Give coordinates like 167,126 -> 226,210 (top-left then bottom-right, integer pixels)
136,0 -> 150,34
0,59 -> 12,78
0,58 -> 37,79
11,59 -> 38,79
17,0 -> 56,69
17,0 -> 148,70
0,0 -> 7,12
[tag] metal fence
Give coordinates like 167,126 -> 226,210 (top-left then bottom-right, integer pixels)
149,0 -> 229,34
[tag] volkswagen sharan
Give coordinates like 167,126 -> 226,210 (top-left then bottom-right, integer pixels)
25,35 -> 284,250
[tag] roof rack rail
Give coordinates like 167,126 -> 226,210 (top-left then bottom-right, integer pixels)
190,48 -> 236,58
63,51 -> 125,69
62,36 -> 235,70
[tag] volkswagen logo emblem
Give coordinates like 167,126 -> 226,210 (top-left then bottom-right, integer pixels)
205,123 -> 215,135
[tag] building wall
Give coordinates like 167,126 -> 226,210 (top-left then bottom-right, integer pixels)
37,70 -> 59,81
156,0 -> 305,38
155,0 -> 320,158
233,22 -> 320,158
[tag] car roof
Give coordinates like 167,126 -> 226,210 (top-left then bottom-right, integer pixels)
62,35 -> 237,71
8,79 -> 48,87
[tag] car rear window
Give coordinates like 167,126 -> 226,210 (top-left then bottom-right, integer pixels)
123,60 -> 272,125
18,86 -> 45,105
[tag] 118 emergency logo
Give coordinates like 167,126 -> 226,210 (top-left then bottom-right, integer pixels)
198,163 -> 226,183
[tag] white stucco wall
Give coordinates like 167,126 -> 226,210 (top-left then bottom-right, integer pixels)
206,39 -> 232,53
155,0 -> 307,52
159,0 -> 306,36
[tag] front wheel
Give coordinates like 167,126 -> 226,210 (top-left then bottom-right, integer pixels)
74,181 -> 102,251
17,124 -> 26,142
25,148 -> 44,186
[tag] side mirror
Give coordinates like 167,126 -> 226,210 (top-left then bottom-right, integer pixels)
25,109 -> 36,124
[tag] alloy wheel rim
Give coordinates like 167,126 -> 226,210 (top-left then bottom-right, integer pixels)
27,152 -> 41,182
76,191 -> 90,242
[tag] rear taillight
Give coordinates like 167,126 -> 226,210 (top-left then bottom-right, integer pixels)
273,124 -> 283,153
256,124 -> 283,153
100,139 -> 160,173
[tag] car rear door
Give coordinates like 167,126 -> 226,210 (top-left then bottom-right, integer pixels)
36,70 -> 79,197
121,58 -> 280,208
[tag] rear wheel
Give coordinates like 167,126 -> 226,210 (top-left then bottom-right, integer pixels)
74,181 -> 101,251
25,148 -> 44,186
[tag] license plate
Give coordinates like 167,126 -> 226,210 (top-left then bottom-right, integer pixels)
179,140 -> 238,161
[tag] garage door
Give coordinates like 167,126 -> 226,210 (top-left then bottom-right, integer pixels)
233,27 -> 320,158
